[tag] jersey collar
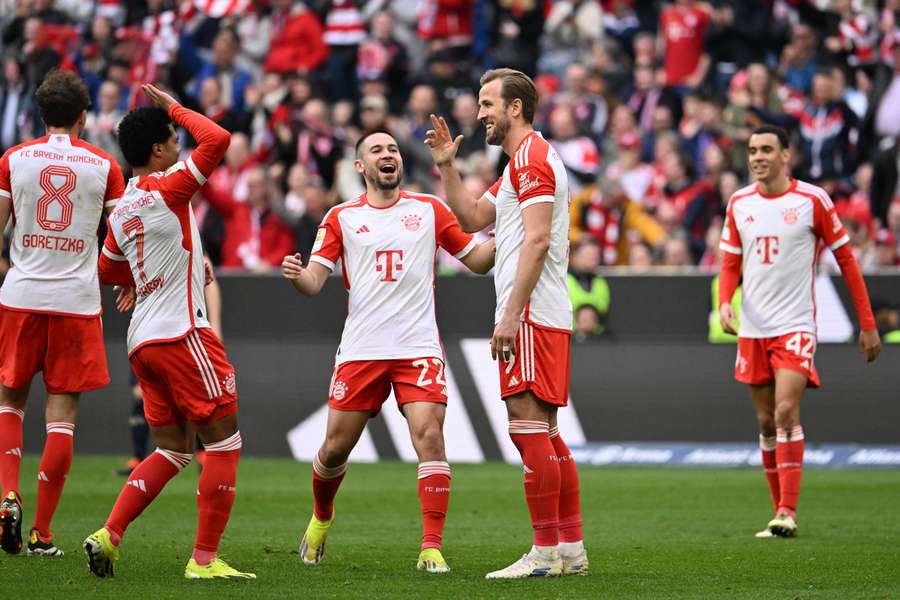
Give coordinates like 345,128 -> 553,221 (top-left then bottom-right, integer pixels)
755,178 -> 797,200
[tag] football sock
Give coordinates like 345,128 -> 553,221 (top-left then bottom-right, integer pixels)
759,435 -> 779,511
105,447 -> 192,542
32,422 -> 74,537
776,426 -> 804,517
312,451 -> 346,521
193,431 -> 241,563
0,407 -> 24,497
417,461 -> 451,550
509,420 -> 560,547
549,427 -> 583,543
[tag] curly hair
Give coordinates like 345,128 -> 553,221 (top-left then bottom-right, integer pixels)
35,70 -> 91,128
117,107 -> 174,167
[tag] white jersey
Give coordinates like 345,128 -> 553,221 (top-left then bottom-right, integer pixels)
0,134 -> 124,316
720,179 -> 850,338
100,104 -> 231,355
484,131 -> 572,331
310,190 -> 475,365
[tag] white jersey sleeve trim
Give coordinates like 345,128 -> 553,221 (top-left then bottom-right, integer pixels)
309,255 -> 335,271
185,156 -> 207,185
719,242 -> 742,255
829,234 -> 850,251
453,238 -> 477,259
105,197 -> 122,208
102,246 -> 128,261
482,191 -> 496,205
520,195 -> 555,210
0,188 -> 10,199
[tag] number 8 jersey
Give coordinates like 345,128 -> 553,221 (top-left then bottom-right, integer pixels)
0,134 -> 124,316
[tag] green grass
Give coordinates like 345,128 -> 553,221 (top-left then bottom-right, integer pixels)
4,456 -> 899,599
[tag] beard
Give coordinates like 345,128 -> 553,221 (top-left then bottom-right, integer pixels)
485,116 -> 510,146
366,164 -> 404,190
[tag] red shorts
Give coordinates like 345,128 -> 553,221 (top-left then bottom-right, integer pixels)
328,357 -> 448,416
0,306 -> 109,394
735,331 -> 820,388
498,321 -> 571,406
130,328 -> 237,427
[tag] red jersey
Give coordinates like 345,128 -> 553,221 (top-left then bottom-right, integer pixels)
661,5 -> 709,86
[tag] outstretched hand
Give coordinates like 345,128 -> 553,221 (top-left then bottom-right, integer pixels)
142,84 -> 177,111
859,328 -> 881,363
424,114 -> 463,167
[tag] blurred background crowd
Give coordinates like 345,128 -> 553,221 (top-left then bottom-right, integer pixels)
1,0 -> 899,281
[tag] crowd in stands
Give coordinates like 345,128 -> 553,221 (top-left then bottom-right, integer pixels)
2,0 -> 900,278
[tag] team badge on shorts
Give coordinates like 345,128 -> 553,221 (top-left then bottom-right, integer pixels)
736,353 -> 748,375
783,208 -> 799,225
223,372 -> 236,395
402,214 -> 422,231
331,379 -> 348,400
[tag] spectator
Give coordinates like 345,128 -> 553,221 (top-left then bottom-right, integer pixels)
189,28 -> 253,113
627,241 -> 654,272
870,33 -> 900,141
628,63 -> 681,136
573,305 -> 604,342
290,178 -> 333,264
548,103 -> 600,194
450,92 -> 486,162
559,62 -> 608,142
659,0 -> 710,90
396,83 -> 439,188
83,79 -> 125,169
778,22 -> 819,95
190,76 -> 250,138
263,0 -> 328,75
356,10 -> 410,114
604,131 -> 657,206
0,53 -> 32,150
204,166 -> 297,271
874,228 -> 899,267
542,0 -> 604,76
873,301 -> 900,343
662,236 -> 692,267
488,0 -> 544,77
567,238 -> 610,337
323,0 -> 366,102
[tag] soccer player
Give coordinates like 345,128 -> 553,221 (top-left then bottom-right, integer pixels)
426,69 -> 588,578
0,70 -> 125,557
83,84 -> 254,580
717,125 -> 881,538
281,129 -> 496,573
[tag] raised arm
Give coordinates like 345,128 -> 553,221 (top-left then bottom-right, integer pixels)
425,114 -> 496,232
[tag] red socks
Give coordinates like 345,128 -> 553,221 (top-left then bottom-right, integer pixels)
193,432 -> 241,563
105,447 -> 192,540
509,420 -> 560,547
32,422 -> 74,537
549,427 -> 583,543
776,426 -> 804,517
759,435 -> 780,512
0,407 -> 24,498
312,451 -> 346,521
417,461 -> 451,550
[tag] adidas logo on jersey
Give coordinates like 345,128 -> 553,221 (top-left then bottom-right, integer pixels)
508,375 -> 520,387
38,471 -> 49,482
356,225 -> 370,234
127,479 -> 147,493
523,464 -> 534,474
743,215 -> 755,225
4,448 -> 21,457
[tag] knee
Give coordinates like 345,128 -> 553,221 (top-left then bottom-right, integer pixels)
756,412 -> 776,437
773,400 -> 797,429
319,439 -> 351,467
412,423 -> 445,458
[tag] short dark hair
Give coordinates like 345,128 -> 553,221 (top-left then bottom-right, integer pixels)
750,125 -> 789,150
480,68 -> 538,124
355,128 -> 397,157
117,107 -> 174,167
35,70 -> 90,128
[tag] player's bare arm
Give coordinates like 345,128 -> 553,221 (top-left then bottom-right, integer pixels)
282,253 -> 330,295
458,238 -> 496,275
491,202 -> 552,362
425,114 -> 496,232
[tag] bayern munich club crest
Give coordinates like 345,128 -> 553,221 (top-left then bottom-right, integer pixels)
332,380 -> 348,400
783,207 -> 800,225
402,214 -> 422,232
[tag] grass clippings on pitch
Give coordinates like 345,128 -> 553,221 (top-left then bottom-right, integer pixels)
4,457 -> 899,599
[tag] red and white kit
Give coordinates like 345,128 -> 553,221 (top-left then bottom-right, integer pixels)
99,103 -> 235,426
483,131 -> 573,405
0,133 -> 124,392
720,179 -> 873,386
310,190 -> 475,414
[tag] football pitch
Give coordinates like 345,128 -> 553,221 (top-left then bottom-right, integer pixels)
5,456 -> 899,599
